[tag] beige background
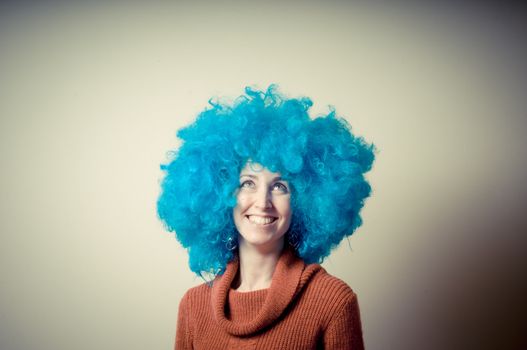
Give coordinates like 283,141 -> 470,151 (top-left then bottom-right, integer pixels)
1,1 -> 526,349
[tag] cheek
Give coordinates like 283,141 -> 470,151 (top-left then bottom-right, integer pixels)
280,203 -> 293,233
234,193 -> 250,213
233,205 -> 244,229
276,198 -> 292,218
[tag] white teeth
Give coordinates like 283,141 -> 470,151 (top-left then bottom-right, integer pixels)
248,215 -> 277,225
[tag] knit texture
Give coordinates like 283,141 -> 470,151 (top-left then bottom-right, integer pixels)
175,248 -> 364,349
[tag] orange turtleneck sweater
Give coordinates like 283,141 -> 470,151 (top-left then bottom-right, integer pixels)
175,248 -> 364,349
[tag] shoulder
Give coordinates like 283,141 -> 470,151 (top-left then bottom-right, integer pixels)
303,266 -> 359,317
305,267 -> 362,330
179,282 -> 213,307
310,266 -> 357,300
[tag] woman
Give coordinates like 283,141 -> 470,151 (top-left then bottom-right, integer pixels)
157,85 -> 376,349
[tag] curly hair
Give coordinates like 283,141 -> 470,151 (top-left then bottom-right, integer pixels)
157,85 -> 376,276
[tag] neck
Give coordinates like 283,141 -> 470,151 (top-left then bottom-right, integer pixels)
234,239 -> 284,292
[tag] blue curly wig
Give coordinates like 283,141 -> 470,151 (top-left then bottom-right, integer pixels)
157,85 -> 376,276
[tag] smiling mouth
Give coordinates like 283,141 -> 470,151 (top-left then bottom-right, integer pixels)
246,215 -> 278,225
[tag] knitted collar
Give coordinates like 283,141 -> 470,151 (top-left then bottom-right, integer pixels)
211,247 -> 322,336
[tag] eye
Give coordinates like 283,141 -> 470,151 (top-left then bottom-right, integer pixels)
240,180 -> 255,189
272,182 -> 289,193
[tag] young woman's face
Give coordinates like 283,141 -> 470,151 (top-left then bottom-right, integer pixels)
233,162 -> 292,252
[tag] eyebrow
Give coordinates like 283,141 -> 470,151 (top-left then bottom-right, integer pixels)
239,174 -> 284,182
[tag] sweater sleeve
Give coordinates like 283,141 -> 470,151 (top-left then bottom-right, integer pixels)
322,292 -> 364,349
175,291 -> 193,350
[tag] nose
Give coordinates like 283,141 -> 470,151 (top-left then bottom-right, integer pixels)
254,187 -> 272,209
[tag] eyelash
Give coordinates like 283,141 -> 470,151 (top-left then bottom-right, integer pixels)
272,183 -> 288,192
239,180 -> 289,193
240,180 -> 255,189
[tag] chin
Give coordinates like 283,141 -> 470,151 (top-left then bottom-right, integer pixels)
238,229 -> 286,250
